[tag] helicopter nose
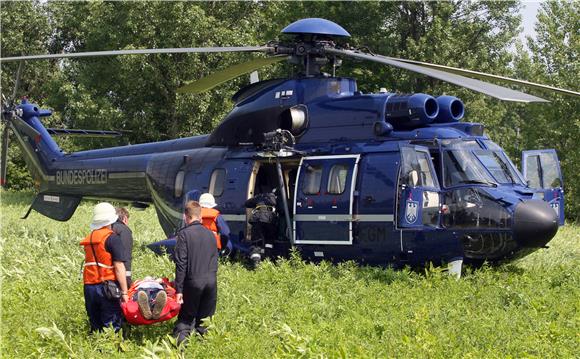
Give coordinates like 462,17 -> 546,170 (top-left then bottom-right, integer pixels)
513,200 -> 558,248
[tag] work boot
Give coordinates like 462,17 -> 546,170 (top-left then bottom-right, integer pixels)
137,290 -> 152,319
173,322 -> 192,346
195,326 -> 208,336
151,291 -> 167,319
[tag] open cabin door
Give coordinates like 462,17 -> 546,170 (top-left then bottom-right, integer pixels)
293,155 -> 360,244
397,145 -> 441,228
522,149 -> 565,225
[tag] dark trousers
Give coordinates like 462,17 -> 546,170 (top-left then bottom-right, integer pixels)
249,222 -> 277,257
84,283 -> 123,332
175,276 -> 217,330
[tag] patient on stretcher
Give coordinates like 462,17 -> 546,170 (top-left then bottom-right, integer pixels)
134,277 -> 167,320
122,277 -> 181,325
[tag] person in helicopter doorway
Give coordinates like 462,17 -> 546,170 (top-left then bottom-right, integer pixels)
244,188 -> 279,268
199,193 -> 231,255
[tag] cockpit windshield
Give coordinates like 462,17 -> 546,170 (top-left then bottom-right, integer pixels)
441,140 -> 524,187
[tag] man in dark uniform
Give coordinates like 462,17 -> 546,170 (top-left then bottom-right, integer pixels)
112,207 -> 133,286
173,201 -> 218,343
244,190 -> 278,268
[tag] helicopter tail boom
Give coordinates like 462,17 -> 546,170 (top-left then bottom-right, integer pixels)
3,99 -> 212,218
3,100 -> 64,186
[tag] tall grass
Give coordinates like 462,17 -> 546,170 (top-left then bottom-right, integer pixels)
1,191 -> 578,358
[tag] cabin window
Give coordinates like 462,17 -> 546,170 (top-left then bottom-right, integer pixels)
174,171 -> 185,198
209,169 -> 226,197
327,164 -> 349,194
303,164 -> 322,194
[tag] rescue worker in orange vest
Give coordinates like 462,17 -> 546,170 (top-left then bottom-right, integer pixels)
80,202 -> 129,332
199,193 -> 230,253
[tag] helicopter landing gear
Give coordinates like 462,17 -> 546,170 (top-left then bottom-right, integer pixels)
447,257 -> 463,279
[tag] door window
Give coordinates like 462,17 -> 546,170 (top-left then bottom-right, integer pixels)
303,164 -> 323,194
417,151 -> 438,188
540,152 -> 562,188
398,145 -> 441,229
522,149 -> 564,225
400,147 -> 439,189
524,155 -> 542,188
327,164 -> 349,194
523,151 -> 562,189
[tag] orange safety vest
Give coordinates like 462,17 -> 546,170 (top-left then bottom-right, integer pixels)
80,227 -> 117,284
201,207 -> 221,249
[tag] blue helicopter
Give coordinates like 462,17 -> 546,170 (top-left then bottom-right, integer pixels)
2,18 -> 577,272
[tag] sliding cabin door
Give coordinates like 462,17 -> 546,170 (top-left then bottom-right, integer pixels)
293,155 -> 360,245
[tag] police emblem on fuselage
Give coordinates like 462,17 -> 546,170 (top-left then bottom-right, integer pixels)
405,200 -> 419,224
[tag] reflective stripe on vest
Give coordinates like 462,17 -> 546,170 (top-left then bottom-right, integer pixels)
83,262 -> 114,269
80,227 -> 116,284
201,207 -> 221,250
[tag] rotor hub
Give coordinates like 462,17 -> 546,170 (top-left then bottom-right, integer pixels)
281,18 -> 351,38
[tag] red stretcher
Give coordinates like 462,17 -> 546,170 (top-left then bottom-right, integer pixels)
121,278 -> 181,325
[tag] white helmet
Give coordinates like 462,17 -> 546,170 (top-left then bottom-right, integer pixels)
199,193 -> 217,208
90,202 -> 118,230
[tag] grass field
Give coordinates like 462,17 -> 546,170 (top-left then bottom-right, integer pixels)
1,191 -> 578,358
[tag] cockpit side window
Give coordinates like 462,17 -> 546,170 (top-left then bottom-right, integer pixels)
400,147 -> 421,187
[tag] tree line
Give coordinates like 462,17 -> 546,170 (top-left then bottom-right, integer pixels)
1,1 -> 578,219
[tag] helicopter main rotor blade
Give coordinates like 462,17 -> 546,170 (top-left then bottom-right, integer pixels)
0,46 -> 274,62
11,62 -> 24,100
393,58 -> 580,98
326,48 -> 549,103
177,55 -> 288,94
